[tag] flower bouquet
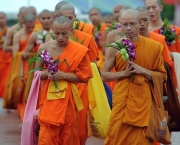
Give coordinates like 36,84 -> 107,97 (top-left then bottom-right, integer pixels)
35,30 -> 48,45
73,19 -> 87,32
159,18 -> 180,46
106,38 -> 136,81
106,22 -> 122,31
22,50 -> 69,92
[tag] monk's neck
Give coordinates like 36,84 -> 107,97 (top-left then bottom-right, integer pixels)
129,35 -> 140,43
139,31 -> 149,38
0,25 -> 6,32
149,18 -> 164,31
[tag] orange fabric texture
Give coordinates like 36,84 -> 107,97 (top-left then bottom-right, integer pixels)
79,22 -> 94,35
0,27 -> 12,97
33,19 -> 42,32
38,41 -> 92,145
73,29 -> 96,144
104,36 -> 166,145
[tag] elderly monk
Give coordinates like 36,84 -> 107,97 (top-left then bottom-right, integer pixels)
103,14 -> 113,25
106,6 -> 132,45
0,12 -> 10,97
89,7 -> 107,71
102,9 -> 167,145
23,9 -> 53,58
36,16 -> 92,145
113,4 -> 123,22
3,7 -> 29,52
12,13 -> 35,120
59,4 -> 98,144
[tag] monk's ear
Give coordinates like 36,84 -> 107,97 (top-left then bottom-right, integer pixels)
160,5 -> 163,12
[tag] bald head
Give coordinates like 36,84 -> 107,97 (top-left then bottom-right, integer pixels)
59,4 -> 75,14
53,16 -> 72,27
121,9 -> 140,21
145,0 -> 161,6
39,9 -> 51,15
29,6 -> 37,15
24,13 -> 36,23
88,7 -> 101,14
0,12 -> 6,17
55,1 -> 69,10
19,6 -> 29,14
136,6 -> 149,15
119,6 -> 133,16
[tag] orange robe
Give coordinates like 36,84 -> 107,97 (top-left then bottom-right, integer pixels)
38,40 -> 92,145
78,22 -> 94,35
95,23 -> 108,71
73,29 -> 98,144
0,27 -> 12,97
17,32 -> 32,121
104,36 -> 167,145
33,19 -> 42,32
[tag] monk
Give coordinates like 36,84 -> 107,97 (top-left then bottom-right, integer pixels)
89,7 -> 107,71
3,7 -> 29,52
145,0 -> 180,54
36,16 -> 92,145
0,12 -> 10,97
103,14 -> 113,25
102,9 -> 167,145
59,4 -> 98,144
113,4 -> 123,22
29,6 -> 43,32
145,0 -> 180,140
23,9 -> 53,58
106,6 -> 132,45
12,13 -> 36,120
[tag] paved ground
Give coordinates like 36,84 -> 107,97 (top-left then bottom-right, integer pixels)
0,98 -> 179,145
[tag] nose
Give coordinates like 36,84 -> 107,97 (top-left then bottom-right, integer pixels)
149,7 -> 153,13
58,34 -> 63,39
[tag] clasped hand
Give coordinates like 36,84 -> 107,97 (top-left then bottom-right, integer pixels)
124,60 -> 145,77
47,70 -> 65,81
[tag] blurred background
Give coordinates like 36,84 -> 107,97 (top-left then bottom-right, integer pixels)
0,0 -> 179,26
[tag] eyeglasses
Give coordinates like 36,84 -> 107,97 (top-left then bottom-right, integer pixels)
121,22 -> 138,28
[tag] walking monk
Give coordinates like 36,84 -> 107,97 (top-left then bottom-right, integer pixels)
3,7 -> 29,52
102,9 -> 167,145
145,0 -> 180,134
89,8 -> 107,71
36,16 -> 92,145
113,4 -> 123,22
0,12 -> 10,98
59,4 -> 98,144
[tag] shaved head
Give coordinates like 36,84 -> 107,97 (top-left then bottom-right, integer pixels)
53,16 -> 72,27
24,13 -> 36,23
39,9 -> 51,15
145,0 -> 162,6
136,6 -> 149,15
29,6 -> 37,15
113,4 -> 123,10
0,12 -> 6,17
88,7 -> 101,14
59,4 -> 75,14
19,6 -> 29,14
119,6 -> 133,22
121,9 -> 140,21
55,1 -> 69,10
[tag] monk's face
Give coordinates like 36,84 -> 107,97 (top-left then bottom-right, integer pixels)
24,21 -> 35,33
145,0 -> 163,22
39,12 -> 52,30
89,9 -> 102,26
139,11 -> 150,33
0,14 -> 7,27
59,10 -> 76,26
113,6 -> 122,21
103,16 -> 113,25
52,22 -> 72,46
18,10 -> 29,24
121,13 -> 139,39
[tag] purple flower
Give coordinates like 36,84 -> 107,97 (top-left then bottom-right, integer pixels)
115,23 -> 122,29
171,27 -> 176,33
159,28 -> 164,34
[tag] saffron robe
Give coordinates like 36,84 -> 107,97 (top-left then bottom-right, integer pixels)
104,36 -> 167,145
38,40 -> 92,145
0,27 -> 12,97
78,22 -> 94,35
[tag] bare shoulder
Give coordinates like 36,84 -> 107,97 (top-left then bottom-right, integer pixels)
38,40 -> 56,52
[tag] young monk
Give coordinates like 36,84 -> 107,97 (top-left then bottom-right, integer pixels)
23,9 -> 53,58
36,16 -> 92,145
59,4 -> 98,144
102,9 -> 167,145
0,12 -> 10,97
14,13 -> 36,120
103,14 -> 113,25
89,7 -> 107,71
3,7 -> 29,52
113,4 -> 124,22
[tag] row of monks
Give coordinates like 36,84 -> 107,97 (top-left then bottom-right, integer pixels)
0,0 -> 180,144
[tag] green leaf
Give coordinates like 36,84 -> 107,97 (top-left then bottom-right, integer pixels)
63,59 -> 70,70
47,32 -> 55,40
80,22 -> 86,31
28,56 -> 43,64
53,80 -> 60,92
20,67 -> 44,78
